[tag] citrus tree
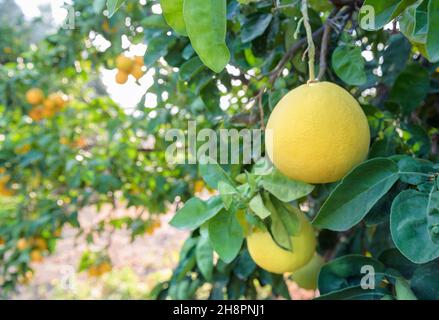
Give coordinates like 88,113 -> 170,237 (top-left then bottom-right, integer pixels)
0,0 -> 438,300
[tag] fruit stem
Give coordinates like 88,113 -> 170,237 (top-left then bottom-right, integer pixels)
301,0 -> 317,84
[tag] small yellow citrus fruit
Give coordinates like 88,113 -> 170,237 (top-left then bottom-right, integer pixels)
17,238 -> 28,250
265,81 -> 370,184
33,238 -> 48,251
115,70 -> 129,84
48,93 -> 66,110
26,88 -> 45,105
29,106 -> 44,121
116,55 -> 134,73
98,262 -> 112,275
30,249 -> 43,263
88,266 -> 100,277
247,209 -> 316,274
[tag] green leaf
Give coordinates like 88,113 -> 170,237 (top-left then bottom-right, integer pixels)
381,34 -> 411,86
399,1 -> 428,44
144,35 -> 177,67
218,181 -> 238,210
248,193 -> 271,219
390,190 -> 439,263
316,286 -> 388,300
160,0 -> 187,36
313,158 -> 399,231
195,235 -> 213,281
262,168 -> 314,202
318,255 -> 386,294
234,249 -> 257,279
359,0 -> 417,31
389,64 -> 430,113
93,0 -> 107,14
208,209 -> 243,263
179,57 -> 205,81
378,248 -> 418,278
170,196 -> 222,230
198,156 -> 235,190
241,14 -> 273,43
397,156 -> 434,185
395,278 -> 417,300
107,0 -> 125,18
141,15 -> 169,29
410,261 -> 439,300
426,0 -> 439,62
332,45 -> 366,86
263,194 -> 300,251
183,0 -> 230,72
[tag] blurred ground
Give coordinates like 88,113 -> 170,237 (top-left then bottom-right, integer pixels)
11,204 -> 315,300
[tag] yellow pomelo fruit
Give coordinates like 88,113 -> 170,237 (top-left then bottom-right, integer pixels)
29,106 -> 44,121
26,88 -> 45,105
246,210 -> 316,274
265,81 -> 370,184
98,262 -> 112,274
30,249 -> 43,263
116,55 -> 134,73
115,70 -> 129,84
292,253 -> 325,290
17,238 -> 28,250
48,93 -> 66,110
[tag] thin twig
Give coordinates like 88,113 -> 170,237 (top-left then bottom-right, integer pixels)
317,22 -> 332,80
301,0 -> 316,82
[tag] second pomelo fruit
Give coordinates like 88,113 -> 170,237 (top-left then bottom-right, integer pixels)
265,81 -> 370,184
247,209 -> 316,274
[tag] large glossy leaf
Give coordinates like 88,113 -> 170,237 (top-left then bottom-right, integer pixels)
183,0 -> 230,72
410,261 -> 439,300
262,168 -> 314,202
316,286 -> 388,300
359,0 -> 417,31
332,45 -> 367,86
389,64 -> 430,113
195,235 -> 214,281
313,158 -> 400,231
426,0 -> 439,62
318,255 -> 386,294
399,1 -> 428,44
160,0 -> 187,36
390,190 -> 439,263
208,209 -> 243,263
